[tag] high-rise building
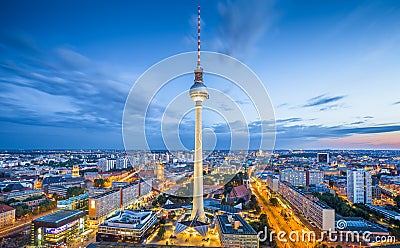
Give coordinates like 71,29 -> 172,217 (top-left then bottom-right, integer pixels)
116,157 -> 129,169
279,168 -> 306,187
306,169 -> 324,185
346,169 -> 372,204
317,153 -> 329,163
98,158 -> 116,172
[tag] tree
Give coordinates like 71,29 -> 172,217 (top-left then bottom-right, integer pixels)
157,226 -> 166,239
269,197 -> 279,206
395,195 -> 400,208
160,217 -> 166,225
94,179 -> 105,188
67,186 -> 84,198
15,204 -> 32,217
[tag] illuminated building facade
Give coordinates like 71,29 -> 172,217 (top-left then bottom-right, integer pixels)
97,210 -> 157,243
31,210 -> 85,247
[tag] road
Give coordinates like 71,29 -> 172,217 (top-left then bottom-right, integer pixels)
0,209 -> 56,238
251,180 -> 315,248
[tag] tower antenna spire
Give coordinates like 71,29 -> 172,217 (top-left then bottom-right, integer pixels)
197,5 -> 201,69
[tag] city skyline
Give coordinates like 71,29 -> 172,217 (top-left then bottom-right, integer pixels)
1,0 -> 400,150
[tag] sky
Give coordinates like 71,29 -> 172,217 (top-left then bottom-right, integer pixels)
0,0 -> 400,150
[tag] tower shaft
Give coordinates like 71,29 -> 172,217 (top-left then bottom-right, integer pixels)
191,101 -> 205,222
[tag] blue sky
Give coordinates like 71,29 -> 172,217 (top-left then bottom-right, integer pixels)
1,0 -> 400,150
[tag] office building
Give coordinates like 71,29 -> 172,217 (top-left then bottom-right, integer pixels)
89,181 -> 144,225
347,169 -> 372,204
279,182 -> 335,230
31,210 -> 85,247
317,153 -> 329,163
89,190 -> 121,224
0,204 -> 15,228
216,214 -> 259,248
97,210 -> 157,243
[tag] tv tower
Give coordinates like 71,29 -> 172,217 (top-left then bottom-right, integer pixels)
189,5 -> 208,222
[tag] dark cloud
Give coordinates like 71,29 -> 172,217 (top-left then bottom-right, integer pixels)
0,33 -> 131,132
304,94 -> 346,107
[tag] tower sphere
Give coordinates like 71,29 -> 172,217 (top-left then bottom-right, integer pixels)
189,82 -> 208,102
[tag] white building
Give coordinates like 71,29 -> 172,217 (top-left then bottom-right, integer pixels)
97,210 -> 157,242
347,169 -> 372,204
98,158 -> 116,172
279,168 -> 306,187
266,175 -> 279,192
279,182 -> 335,231
116,157 -> 129,169
306,170 -> 324,185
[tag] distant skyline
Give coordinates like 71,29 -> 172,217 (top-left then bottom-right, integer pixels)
1,0 -> 400,150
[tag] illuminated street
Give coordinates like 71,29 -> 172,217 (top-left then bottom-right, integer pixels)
251,179 -> 315,248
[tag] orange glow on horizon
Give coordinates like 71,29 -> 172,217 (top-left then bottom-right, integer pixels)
320,131 -> 400,149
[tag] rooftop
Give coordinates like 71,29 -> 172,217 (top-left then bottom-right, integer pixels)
335,216 -> 389,234
57,193 -> 89,206
217,214 -> 257,235
0,204 -> 15,213
34,210 -> 84,224
100,210 -> 156,230
92,189 -> 120,199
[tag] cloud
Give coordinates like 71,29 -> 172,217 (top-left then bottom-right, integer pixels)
214,0 -> 275,58
0,32 -> 132,131
350,121 -> 364,125
276,118 -> 302,123
276,103 -> 288,108
276,123 -> 400,141
303,94 -> 346,107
